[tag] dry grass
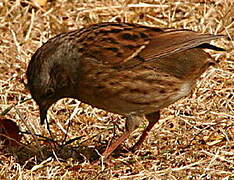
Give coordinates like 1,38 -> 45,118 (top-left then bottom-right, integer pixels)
0,0 -> 233,179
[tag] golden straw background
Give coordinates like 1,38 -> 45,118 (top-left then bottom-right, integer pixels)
0,0 -> 233,179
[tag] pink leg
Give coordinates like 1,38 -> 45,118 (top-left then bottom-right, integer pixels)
131,111 -> 160,152
102,130 -> 133,158
102,115 -> 142,158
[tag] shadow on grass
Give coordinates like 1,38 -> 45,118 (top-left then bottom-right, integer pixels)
2,133 -> 132,169
2,140 -> 104,169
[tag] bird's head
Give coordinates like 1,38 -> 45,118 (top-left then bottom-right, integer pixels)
26,76 -> 59,125
26,57 -> 72,125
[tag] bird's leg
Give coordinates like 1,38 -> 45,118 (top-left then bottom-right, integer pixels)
102,115 -> 142,158
131,111 -> 160,152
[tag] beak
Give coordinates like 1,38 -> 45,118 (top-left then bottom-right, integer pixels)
38,97 -> 57,125
39,105 -> 48,125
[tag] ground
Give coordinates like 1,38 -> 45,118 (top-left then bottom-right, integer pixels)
0,0 -> 233,179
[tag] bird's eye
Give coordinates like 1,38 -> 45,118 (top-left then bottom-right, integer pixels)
45,88 -> 54,97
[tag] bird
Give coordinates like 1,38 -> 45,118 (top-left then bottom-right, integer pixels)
26,22 -> 225,158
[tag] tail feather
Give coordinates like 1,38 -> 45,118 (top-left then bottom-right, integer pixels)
138,32 -> 225,62
196,43 -> 225,51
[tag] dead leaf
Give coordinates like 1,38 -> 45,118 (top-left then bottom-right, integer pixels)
0,116 -> 22,147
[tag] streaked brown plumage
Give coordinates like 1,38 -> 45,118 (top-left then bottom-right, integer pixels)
26,22 -> 224,158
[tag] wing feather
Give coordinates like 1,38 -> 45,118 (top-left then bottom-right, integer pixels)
138,31 -> 225,62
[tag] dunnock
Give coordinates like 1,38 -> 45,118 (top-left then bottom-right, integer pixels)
26,22 -> 224,157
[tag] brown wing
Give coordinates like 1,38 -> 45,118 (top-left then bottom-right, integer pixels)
138,30 -> 225,62
79,22 -> 164,65
79,23 -> 224,66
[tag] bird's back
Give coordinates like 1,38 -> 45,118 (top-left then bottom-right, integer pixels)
26,22 -> 223,116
